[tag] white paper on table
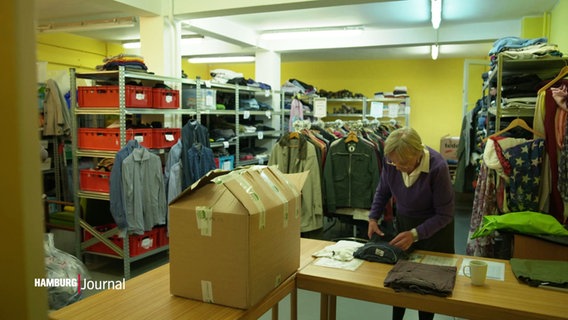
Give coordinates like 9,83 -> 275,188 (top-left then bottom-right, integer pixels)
409,253 -> 458,267
459,258 -> 505,281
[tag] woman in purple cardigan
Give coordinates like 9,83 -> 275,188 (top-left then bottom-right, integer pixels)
368,127 -> 455,320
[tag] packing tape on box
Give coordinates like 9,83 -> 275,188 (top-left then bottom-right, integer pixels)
213,171 -> 266,229
274,274 -> 282,287
259,171 -> 289,228
269,168 -> 301,220
201,280 -> 214,303
195,206 -> 213,236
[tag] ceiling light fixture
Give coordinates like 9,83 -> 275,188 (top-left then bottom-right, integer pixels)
181,35 -> 205,45
431,0 -> 442,29
122,35 -> 204,49
260,26 -> 364,40
431,44 -> 439,60
187,56 -> 255,64
122,41 -> 141,49
37,16 -> 137,33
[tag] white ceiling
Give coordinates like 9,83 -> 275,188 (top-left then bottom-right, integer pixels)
35,0 -> 560,61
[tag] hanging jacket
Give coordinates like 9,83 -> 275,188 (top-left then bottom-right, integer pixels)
43,79 -> 71,136
109,140 -> 140,230
269,134 -> 323,232
323,137 -> 380,213
181,120 -> 210,190
122,147 -> 167,235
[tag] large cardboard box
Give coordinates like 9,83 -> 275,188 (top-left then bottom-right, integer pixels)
169,166 -> 307,309
439,135 -> 460,161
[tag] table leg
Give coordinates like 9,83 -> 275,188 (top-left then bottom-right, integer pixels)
320,293 -> 329,320
271,303 -> 279,320
291,289 -> 297,320
329,295 -> 336,320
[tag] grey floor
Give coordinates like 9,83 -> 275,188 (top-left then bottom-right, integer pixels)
50,192 -> 474,319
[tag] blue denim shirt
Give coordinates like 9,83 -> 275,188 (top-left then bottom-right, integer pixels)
187,144 -> 216,186
109,140 -> 140,229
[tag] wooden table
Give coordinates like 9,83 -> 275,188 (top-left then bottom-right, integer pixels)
297,250 -> 568,320
49,238 -> 330,320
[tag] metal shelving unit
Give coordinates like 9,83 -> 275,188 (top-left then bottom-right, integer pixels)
70,67 -> 197,279
483,55 -> 568,136
193,79 -> 281,167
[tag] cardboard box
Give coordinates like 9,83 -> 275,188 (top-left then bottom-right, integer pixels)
169,166 -> 307,309
440,135 -> 460,161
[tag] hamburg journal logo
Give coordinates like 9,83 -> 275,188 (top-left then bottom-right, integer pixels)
34,274 -> 126,293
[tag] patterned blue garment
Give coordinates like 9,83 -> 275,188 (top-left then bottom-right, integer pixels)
502,139 -> 545,212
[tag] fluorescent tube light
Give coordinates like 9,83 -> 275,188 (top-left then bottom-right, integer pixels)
122,41 -> 141,49
187,56 -> 255,64
122,35 -> 203,49
181,35 -> 204,45
261,26 -> 363,40
431,44 -> 439,60
37,17 -> 137,33
431,0 -> 442,29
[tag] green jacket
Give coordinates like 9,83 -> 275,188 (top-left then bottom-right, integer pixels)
323,138 -> 380,213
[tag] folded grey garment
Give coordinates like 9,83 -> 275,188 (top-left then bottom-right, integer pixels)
384,260 -> 457,297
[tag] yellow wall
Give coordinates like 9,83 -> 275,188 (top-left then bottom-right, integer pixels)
550,0 -> 568,56
37,33 -> 123,73
281,59 -> 473,148
181,58 -> 482,149
521,15 -> 548,39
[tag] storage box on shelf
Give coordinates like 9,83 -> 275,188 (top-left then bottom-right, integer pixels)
214,155 -> 235,170
152,87 -> 179,109
77,128 -> 153,151
79,169 -> 110,193
151,128 -> 181,149
78,85 -> 153,108
169,166 -> 307,309
84,224 -> 161,257
182,88 -> 217,110
156,225 -> 169,247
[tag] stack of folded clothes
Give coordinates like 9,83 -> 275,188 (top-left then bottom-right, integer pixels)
97,53 -> 148,72
384,260 -> 457,297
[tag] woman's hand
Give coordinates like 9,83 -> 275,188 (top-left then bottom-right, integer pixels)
551,84 -> 568,112
389,231 -> 413,251
367,219 -> 384,239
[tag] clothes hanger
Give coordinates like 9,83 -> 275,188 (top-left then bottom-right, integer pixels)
344,131 -> 359,143
289,131 -> 300,139
538,64 -> 568,94
483,117 -> 544,142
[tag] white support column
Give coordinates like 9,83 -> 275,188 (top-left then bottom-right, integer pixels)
139,12 -> 182,128
139,16 -> 180,78
255,50 -> 282,130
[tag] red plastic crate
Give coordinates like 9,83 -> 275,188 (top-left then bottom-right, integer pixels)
151,128 -> 181,149
80,169 -> 110,193
156,225 -> 169,247
84,224 -> 159,257
78,85 -> 153,108
78,128 -> 153,151
152,88 -> 179,109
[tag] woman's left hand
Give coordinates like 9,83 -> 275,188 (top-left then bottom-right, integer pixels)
389,231 -> 413,251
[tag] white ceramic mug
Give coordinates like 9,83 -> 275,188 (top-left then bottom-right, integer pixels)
463,260 -> 488,286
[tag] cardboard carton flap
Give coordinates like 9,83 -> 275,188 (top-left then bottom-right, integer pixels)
169,169 -> 230,205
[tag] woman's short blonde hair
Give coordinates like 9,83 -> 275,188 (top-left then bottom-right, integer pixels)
384,127 -> 423,159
